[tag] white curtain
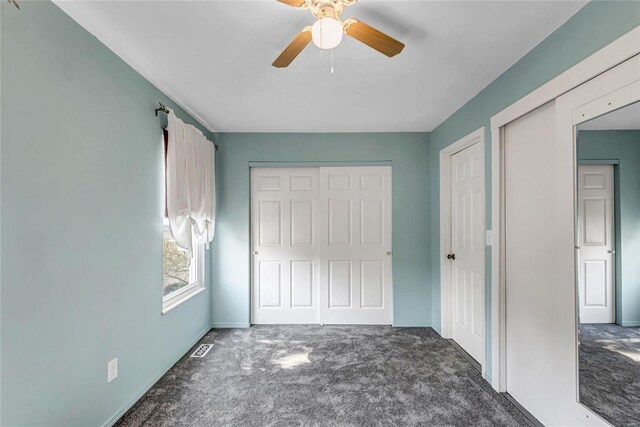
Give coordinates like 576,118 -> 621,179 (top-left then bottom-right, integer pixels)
166,110 -> 215,256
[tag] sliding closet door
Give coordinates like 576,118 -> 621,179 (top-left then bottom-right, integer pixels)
318,167 -> 393,325
504,100 -> 574,422
251,168 -> 320,324
501,55 -> 640,426
251,166 -> 393,325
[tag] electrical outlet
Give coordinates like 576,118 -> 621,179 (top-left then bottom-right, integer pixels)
486,230 -> 493,246
107,358 -> 118,383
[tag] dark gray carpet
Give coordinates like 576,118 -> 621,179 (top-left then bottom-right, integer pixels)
116,326 -> 531,426
579,323 -> 640,427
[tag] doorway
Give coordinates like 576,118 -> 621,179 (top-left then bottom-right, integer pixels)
576,164 -> 616,324
250,166 -> 393,325
440,128 -> 486,370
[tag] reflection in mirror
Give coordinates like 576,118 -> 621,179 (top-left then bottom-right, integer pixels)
576,101 -> 640,426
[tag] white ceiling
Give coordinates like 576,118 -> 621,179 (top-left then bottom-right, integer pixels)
55,0 -> 587,132
579,102 -> 640,131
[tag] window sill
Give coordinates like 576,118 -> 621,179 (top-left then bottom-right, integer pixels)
162,284 -> 206,315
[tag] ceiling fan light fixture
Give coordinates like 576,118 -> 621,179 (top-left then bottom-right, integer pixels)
311,17 -> 343,50
273,0 -> 405,68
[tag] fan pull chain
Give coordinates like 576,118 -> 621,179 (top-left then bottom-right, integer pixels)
331,48 -> 334,74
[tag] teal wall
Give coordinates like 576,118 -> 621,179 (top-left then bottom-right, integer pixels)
3,0 -> 640,424
1,2 -> 214,426
429,1 -> 640,381
578,130 -> 640,327
211,133 -> 431,328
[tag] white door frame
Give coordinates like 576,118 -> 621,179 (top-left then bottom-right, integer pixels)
489,25 -> 640,392
440,127 -> 486,375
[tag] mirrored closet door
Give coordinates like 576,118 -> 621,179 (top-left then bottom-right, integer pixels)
576,100 -> 640,427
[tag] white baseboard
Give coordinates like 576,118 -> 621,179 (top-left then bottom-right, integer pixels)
621,320 -> 640,327
102,326 -> 211,427
211,322 -> 251,328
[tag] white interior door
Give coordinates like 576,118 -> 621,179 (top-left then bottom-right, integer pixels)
450,143 -> 484,363
251,166 -> 392,325
319,167 -> 393,325
251,168 -> 320,324
577,164 -> 615,324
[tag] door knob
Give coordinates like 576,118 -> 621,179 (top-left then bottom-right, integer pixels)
386,251 -> 391,256
252,251 -> 258,255
447,253 -> 456,260
607,250 -> 615,254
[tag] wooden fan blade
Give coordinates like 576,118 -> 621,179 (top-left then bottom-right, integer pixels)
345,20 -> 404,57
277,0 -> 306,8
272,29 -> 312,68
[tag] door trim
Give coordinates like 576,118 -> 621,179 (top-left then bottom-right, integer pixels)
440,127 -> 486,377
490,27 -> 640,131
490,26 -> 640,392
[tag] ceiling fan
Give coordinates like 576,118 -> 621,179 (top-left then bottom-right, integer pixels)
272,0 -> 405,68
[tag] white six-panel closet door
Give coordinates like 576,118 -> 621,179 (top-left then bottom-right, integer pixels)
251,168 -> 320,324
250,166 -> 392,325
318,167 -> 393,325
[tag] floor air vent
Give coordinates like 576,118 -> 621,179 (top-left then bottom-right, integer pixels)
190,344 -> 213,358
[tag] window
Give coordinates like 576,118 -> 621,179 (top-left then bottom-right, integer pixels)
162,218 -> 204,313
162,130 -> 205,313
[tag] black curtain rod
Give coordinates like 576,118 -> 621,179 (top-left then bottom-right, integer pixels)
157,102 -> 218,151
155,102 -> 170,116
